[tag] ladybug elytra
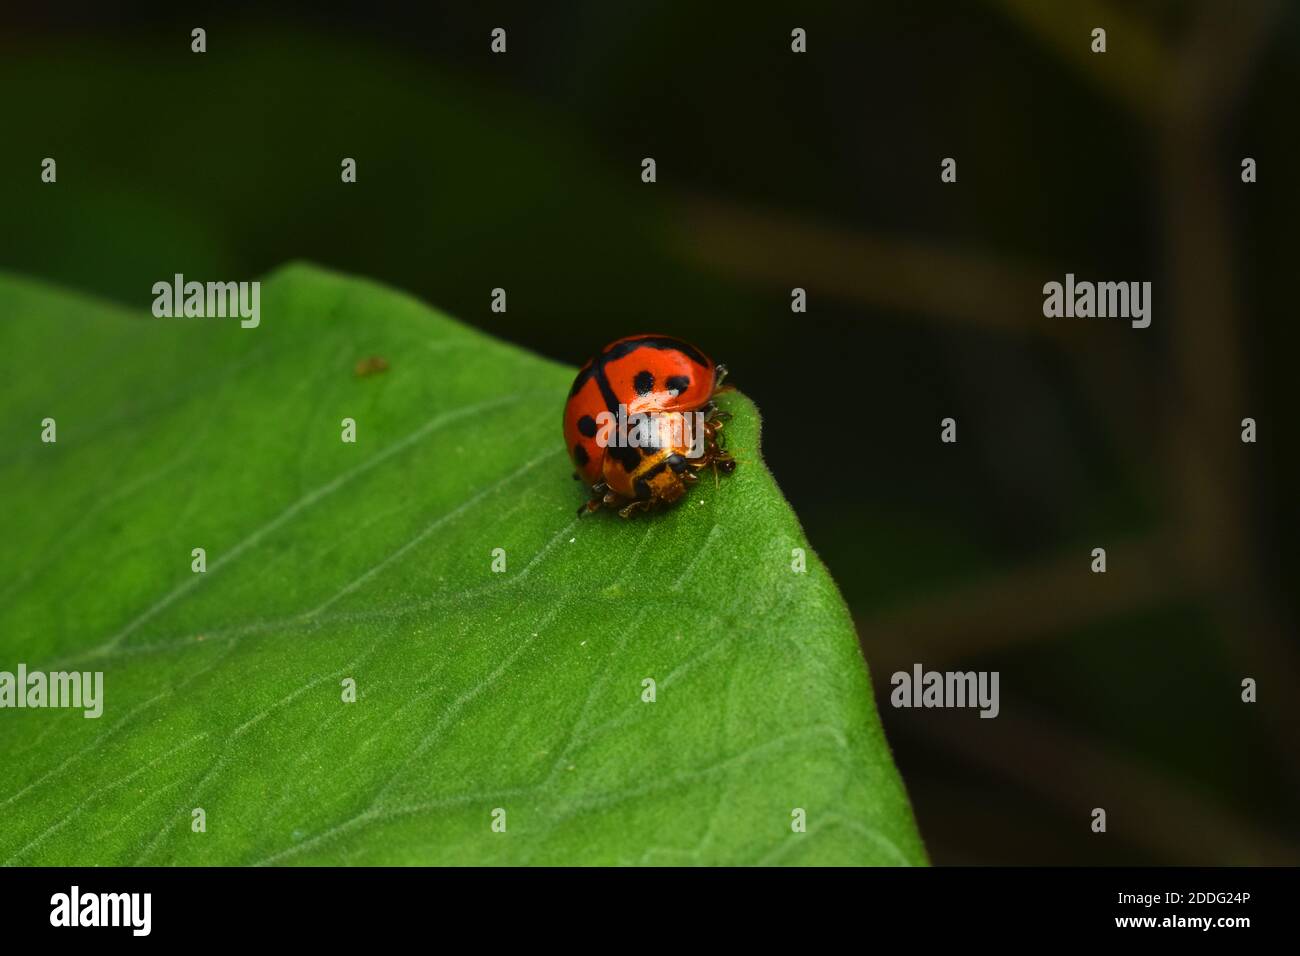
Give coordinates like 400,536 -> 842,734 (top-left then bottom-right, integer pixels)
563,334 -> 736,517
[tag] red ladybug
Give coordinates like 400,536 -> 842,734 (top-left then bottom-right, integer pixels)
563,335 -> 735,517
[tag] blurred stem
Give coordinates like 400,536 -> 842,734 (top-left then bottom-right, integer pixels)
898,706 -> 1298,865
672,197 -> 1058,337
673,0 -> 1298,811
858,534 -> 1180,667
986,0 -> 1171,120
1156,0 -> 1300,794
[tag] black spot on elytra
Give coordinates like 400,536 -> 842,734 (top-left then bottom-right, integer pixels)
577,415 -> 598,438
609,445 -> 641,472
666,375 -> 689,396
666,453 -> 688,474
568,361 -> 594,397
573,443 -> 589,467
633,370 -> 655,395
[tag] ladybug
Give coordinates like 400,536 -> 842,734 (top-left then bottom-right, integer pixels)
563,334 -> 736,517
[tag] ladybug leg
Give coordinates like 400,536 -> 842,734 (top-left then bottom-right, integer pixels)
699,401 -> 732,424
578,481 -> 611,516
701,406 -> 732,453
699,418 -> 728,451
617,499 -> 653,518
712,364 -> 731,392
692,438 -> 736,488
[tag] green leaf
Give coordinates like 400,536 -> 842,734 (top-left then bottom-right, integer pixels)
0,264 -> 925,866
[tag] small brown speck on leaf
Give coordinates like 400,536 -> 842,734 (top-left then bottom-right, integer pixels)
354,356 -> 390,377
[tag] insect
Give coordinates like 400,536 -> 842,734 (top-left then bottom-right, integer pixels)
563,334 -> 736,517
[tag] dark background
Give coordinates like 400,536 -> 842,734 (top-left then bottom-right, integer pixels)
2,1 -> 1296,864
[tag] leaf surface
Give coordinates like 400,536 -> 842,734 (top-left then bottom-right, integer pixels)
0,265 -> 924,865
